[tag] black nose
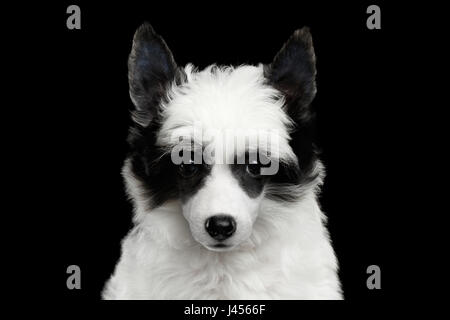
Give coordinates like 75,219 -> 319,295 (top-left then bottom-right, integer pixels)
205,215 -> 236,241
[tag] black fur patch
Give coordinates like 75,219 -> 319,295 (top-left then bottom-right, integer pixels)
228,153 -> 318,202
128,120 -> 215,208
230,152 -> 269,199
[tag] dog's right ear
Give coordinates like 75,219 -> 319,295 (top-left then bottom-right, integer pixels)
265,27 -> 316,123
128,23 -> 180,126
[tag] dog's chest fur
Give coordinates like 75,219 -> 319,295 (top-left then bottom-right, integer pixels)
103,196 -> 342,300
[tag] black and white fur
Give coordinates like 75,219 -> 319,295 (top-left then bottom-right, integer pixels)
103,23 -> 342,299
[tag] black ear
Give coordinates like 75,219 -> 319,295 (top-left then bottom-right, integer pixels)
265,27 -> 316,122
128,23 -> 179,126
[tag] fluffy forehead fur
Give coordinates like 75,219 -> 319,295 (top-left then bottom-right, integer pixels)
158,64 -> 296,162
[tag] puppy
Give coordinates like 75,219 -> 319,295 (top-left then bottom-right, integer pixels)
103,23 -> 342,299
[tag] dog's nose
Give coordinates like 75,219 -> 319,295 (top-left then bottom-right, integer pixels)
205,215 -> 236,241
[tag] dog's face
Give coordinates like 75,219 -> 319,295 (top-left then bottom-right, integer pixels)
125,23 -> 321,251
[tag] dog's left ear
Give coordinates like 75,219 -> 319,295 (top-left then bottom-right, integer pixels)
128,23 -> 181,126
265,27 -> 316,122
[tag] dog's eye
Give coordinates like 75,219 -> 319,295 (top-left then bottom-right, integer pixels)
179,160 -> 199,178
246,160 -> 262,177
246,154 -> 272,178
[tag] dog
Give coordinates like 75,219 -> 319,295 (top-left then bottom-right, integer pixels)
102,23 -> 342,299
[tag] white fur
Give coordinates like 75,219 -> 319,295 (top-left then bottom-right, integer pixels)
103,65 -> 342,299
158,64 -> 296,163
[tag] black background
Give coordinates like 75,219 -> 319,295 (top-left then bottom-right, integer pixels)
19,0 -> 408,312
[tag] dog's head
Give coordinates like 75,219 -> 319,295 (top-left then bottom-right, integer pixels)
124,23 -> 322,251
